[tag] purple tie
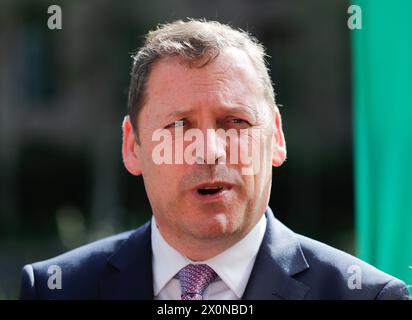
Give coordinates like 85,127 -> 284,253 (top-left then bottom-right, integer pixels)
177,264 -> 218,300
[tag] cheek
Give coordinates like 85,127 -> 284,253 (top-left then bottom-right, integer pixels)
233,129 -> 269,175
237,132 -> 273,190
139,145 -> 172,191
142,164 -> 182,213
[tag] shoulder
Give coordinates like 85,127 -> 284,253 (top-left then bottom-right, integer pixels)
32,229 -> 133,274
296,234 -> 410,300
20,223 -> 150,299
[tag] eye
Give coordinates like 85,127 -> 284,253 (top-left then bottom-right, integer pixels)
228,118 -> 251,126
165,119 -> 186,129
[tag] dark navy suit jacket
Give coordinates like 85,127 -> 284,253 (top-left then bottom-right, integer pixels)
20,208 -> 410,300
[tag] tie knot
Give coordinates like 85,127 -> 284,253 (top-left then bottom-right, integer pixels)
177,264 -> 218,300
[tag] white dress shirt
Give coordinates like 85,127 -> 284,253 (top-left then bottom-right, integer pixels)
151,213 -> 267,300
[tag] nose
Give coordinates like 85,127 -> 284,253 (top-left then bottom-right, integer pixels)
196,129 -> 227,165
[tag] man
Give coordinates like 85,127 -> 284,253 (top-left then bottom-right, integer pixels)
20,19 -> 409,300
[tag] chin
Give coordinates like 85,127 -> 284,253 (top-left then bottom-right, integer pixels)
185,211 -> 241,240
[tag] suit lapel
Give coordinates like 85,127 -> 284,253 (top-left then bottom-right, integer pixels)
242,208 -> 310,300
100,221 -> 154,299
98,207 -> 310,300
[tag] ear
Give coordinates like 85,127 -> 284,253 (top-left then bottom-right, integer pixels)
122,116 -> 143,176
272,109 -> 287,167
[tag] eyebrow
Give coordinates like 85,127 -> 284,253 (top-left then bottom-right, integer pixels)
166,109 -> 195,120
165,104 -> 258,121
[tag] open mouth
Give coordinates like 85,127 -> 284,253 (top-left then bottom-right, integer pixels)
194,182 -> 232,200
197,186 -> 224,195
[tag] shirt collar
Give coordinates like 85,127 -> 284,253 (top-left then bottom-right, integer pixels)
151,213 -> 267,298
151,216 -> 193,296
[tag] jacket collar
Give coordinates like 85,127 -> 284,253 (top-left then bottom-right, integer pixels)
242,207 -> 310,299
100,221 -> 154,299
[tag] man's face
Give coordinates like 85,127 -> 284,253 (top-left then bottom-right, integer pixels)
123,47 -> 286,254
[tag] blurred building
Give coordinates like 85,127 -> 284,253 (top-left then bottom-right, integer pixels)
0,0 -> 352,298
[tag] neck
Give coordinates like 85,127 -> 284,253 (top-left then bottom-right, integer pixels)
156,216 -> 262,261
165,234 -> 244,261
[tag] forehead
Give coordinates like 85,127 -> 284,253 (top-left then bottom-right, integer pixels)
143,47 -> 264,116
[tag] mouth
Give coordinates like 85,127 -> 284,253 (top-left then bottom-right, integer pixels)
197,186 -> 224,195
192,182 -> 233,202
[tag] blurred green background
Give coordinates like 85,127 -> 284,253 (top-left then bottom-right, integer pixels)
352,0 -> 412,294
0,0 -> 354,299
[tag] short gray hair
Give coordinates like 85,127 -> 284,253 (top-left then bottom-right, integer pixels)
127,19 -> 276,139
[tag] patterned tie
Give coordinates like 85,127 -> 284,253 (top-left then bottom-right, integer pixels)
177,264 -> 218,300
